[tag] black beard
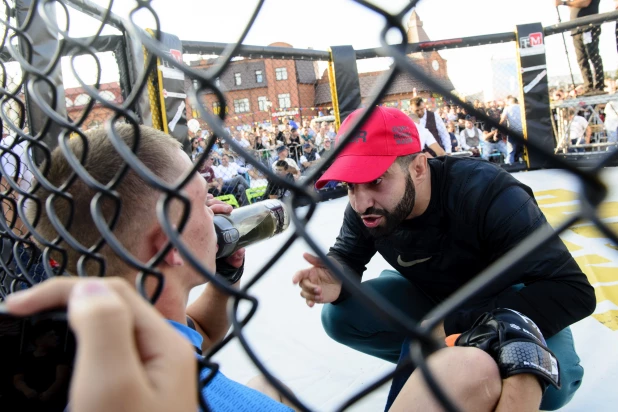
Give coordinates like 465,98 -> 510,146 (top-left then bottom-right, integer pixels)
358,173 -> 416,238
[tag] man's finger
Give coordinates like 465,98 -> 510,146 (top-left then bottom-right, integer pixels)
292,269 -> 309,285
299,278 -> 319,292
210,204 -> 233,214
302,252 -> 325,267
68,280 -> 145,404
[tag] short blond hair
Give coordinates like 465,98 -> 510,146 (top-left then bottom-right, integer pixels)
27,124 -> 182,276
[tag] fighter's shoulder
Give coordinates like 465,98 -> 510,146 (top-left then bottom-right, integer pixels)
439,157 -> 520,215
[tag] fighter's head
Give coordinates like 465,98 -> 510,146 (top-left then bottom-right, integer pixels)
28,125 -> 218,284
316,107 -> 428,237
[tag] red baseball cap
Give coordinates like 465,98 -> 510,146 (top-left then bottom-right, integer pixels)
315,107 -> 421,189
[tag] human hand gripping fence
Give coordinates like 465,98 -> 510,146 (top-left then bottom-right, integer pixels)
0,1 -> 616,411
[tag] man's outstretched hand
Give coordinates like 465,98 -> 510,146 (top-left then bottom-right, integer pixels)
292,253 -> 342,307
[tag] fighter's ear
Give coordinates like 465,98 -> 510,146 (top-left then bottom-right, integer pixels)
150,226 -> 184,267
409,153 -> 429,179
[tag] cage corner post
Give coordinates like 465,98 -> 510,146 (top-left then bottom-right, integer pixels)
515,23 -> 554,170
327,46 -> 361,130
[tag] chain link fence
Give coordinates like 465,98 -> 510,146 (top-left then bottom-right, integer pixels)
184,53 -> 334,206
0,0 -> 617,411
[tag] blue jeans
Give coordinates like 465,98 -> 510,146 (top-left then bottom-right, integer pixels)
321,270 -> 584,411
481,140 -> 508,162
506,135 -> 523,163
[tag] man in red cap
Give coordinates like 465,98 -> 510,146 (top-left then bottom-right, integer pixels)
293,107 -> 594,411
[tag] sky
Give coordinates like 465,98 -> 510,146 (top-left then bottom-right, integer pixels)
49,0 -> 618,95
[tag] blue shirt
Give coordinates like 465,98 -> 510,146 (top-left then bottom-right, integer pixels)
168,321 -> 294,412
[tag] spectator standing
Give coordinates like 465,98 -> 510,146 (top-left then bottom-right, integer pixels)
458,115 -> 482,156
287,128 -> 301,163
556,0 -> 604,95
411,97 -> 452,153
272,146 -> 300,178
300,127 -> 314,146
214,154 -> 250,206
603,99 -> 618,146
408,113 -> 446,156
500,96 -> 524,164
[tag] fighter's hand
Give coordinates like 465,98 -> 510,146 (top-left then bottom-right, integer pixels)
5,278 -> 197,412
292,253 -> 342,307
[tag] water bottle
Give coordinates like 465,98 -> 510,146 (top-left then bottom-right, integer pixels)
213,199 -> 290,258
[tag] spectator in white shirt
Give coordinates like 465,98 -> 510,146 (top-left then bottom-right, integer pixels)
561,108 -> 591,153
271,146 -> 300,178
408,113 -> 446,156
604,99 -> 618,147
458,115 -> 482,157
411,97 -> 452,153
447,105 -> 458,122
234,131 -> 251,149
214,154 -> 250,205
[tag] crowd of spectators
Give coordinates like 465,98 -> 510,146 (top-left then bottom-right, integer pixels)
549,78 -> 618,153
405,96 -> 524,165
189,117 -> 338,205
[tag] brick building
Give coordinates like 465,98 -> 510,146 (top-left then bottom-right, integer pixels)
315,11 -> 454,111
66,82 -> 123,130
187,42 -> 322,131
73,13 -> 453,133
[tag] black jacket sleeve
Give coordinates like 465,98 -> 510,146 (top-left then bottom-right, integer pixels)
327,203 -> 377,303
444,179 -> 596,338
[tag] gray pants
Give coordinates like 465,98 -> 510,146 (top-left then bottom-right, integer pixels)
222,176 -> 249,206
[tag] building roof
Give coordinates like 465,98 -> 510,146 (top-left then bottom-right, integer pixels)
314,70 -> 455,105
200,60 -> 268,94
296,60 -> 317,84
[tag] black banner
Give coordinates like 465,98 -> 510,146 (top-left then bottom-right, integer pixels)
329,46 -> 361,125
515,23 -> 554,169
154,32 -> 190,155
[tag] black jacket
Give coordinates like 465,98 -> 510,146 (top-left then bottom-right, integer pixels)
328,156 -> 595,337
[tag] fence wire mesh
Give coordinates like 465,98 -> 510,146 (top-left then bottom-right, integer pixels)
184,52 -> 333,206
0,0 -> 617,411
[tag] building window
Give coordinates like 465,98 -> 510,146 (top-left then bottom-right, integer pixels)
258,96 -> 268,111
234,73 -> 242,86
213,102 -> 221,115
278,93 -> 291,109
255,70 -> 263,83
275,67 -> 287,81
401,99 -> 411,110
234,98 -> 250,113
